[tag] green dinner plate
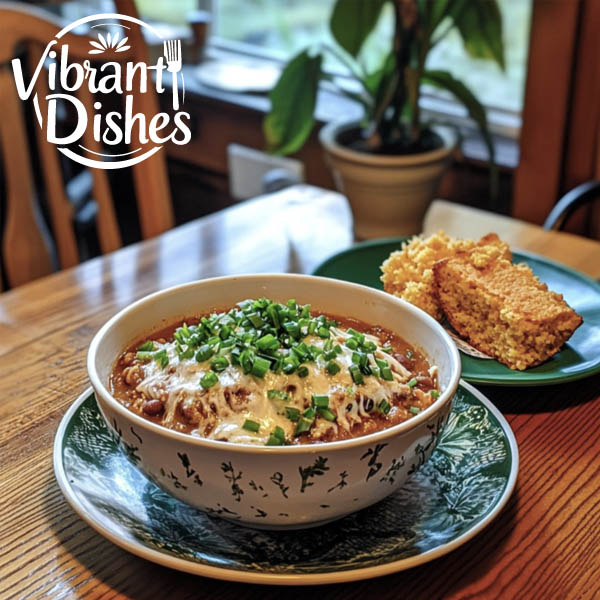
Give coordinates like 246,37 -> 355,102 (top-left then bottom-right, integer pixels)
313,237 -> 600,386
54,384 -> 517,585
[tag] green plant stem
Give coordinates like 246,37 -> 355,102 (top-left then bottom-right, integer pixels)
388,0 -> 415,146
320,43 -> 372,99
321,74 -> 371,113
411,2 -> 435,143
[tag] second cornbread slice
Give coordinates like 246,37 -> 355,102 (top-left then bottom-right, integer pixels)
433,245 -> 583,370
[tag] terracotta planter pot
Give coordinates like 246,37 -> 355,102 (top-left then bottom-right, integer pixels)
319,121 -> 457,239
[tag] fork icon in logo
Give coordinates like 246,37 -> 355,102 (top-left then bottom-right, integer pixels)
163,39 -> 182,110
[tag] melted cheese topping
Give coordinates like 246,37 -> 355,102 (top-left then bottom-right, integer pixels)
135,328 -> 417,445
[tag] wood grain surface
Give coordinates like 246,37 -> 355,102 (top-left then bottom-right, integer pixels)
1,186 -> 599,600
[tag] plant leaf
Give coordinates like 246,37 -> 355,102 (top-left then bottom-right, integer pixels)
448,0 -> 505,70
329,0 -> 386,57
430,0 -> 450,31
422,69 -> 493,160
418,0 -> 450,35
423,68 -> 497,197
264,50 -> 322,155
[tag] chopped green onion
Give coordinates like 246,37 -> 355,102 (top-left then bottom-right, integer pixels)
308,321 -> 317,335
219,325 -> 232,340
309,345 -> 323,359
345,337 -> 359,350
282,355 -> 299,374
350,366 -> 364,385
242,419 -> 260,432
317,326 -> 330,339
352,351 -> 364,365
312,394 -> 329,408
377,399 -> 392,415
380,367 -> 394,381
237,299 -> 253,311
136,351 -> 153,362
406,350 -> 414,359
251,356 -> 270,378
137,340 -> 156,352
153,349 -> 169,368
211,355 -> 229,372
200,371 -> 218,388
291,342 -> 310,361
326,360 -> 341,375
382,344 -> 393,354
247,313 -> 264,328
253,298 -> 269,310
283,321 -> 300,339
300,304 -> 311,318
240,349 -> 254,374
178,345 -> 195,360
272,354 -> 284,373
362,341 -> 377,353
230,346 -> 241,365
195,344 -> 213,362
268,389 -> 290,401
303,406 -> 316,419
408,378 -> 418,388
273,425 -> 285,440
347,328 -> 365,343
256,333 -> 279,352
294,416 -> 313,435
266,304 -> 280,328
189,333 -> 203,347
285,406 -> 301,421
297,366 -> 309,378
409,406 -> 421,415
287,299 -> 297,311
431,389 -> 440,398
352,352 -> 371,375
317,407 -> 337,422
266,433 -> 283,446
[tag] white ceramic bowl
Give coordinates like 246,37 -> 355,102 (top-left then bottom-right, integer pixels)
88,274 -> 461,529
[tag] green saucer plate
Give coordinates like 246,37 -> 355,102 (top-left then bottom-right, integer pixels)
313,238 -> 600,386
54,383 -> 518,585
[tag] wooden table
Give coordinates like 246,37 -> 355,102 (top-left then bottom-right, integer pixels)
1,185 -> 599,599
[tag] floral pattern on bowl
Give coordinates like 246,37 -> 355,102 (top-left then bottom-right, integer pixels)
55,381 -> 518,584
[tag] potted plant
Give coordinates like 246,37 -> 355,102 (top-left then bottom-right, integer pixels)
264,0 -> 504,239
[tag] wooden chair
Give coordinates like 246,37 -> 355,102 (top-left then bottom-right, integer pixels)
0,2 -> 174,290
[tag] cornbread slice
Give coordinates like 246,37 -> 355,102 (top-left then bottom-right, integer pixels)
380,231 -> 511,321
433,246 -> 583,370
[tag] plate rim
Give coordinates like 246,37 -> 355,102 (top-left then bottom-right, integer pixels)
53,383 -> 519,586
312,238 -> 600,386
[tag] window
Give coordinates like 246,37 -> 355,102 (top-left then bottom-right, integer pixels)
210,0 -> 532,137
68,0 -> 531,128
